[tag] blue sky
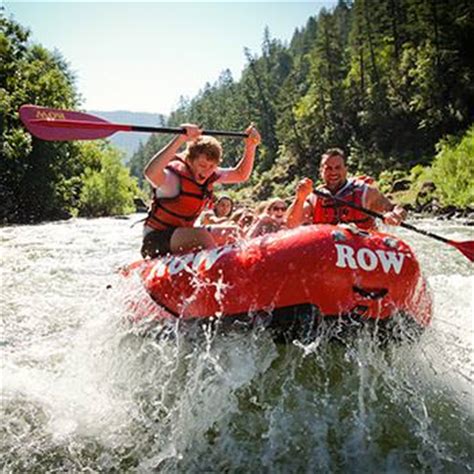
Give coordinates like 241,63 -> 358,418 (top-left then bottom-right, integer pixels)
5,2 -> 336,114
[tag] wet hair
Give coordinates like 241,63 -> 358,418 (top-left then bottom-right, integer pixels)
185,136 -> 223,163
321,148 -> 347,165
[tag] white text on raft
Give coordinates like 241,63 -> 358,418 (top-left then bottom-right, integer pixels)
148,245 -> 234,279
335,243 -> 406,274
147,243 -> 407,279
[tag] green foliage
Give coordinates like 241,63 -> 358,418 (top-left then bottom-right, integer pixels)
1,15 -> 138,223
431,127 -> 474,207
409,164 -> 432,185
129,0 -> 473,207
78,143 -> 139,217
377,170 -> 409,194
5,1 -> 474,222
1,15 -> 81,222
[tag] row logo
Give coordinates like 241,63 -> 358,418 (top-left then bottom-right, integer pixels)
335,243 -> 406,274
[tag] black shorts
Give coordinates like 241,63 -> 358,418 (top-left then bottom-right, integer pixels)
141,228 -> 176,258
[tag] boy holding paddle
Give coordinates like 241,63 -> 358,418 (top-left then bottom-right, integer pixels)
142,123 -> 260,257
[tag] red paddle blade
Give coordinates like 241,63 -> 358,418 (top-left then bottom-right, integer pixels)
19,105 -> 122,141
451,240 -> 474,262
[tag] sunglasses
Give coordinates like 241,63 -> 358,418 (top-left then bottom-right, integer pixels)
271,206 -> 287,212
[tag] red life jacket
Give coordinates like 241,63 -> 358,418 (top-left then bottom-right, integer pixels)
311,178 -> 376,230
145,158 -> 219,231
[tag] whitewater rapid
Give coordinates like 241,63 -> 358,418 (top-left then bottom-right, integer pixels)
1,216 -> 472,472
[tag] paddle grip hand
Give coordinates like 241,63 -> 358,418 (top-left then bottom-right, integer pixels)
244,124 -> 261,146
383,206 -> 407,226
179,123 -> 202,141
295,178 -> 314,202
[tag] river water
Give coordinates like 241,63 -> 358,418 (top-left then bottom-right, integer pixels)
1,216 -> 473,473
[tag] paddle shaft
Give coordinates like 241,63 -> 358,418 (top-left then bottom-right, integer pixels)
313,189 -> 452,244
29,118 -> 248,138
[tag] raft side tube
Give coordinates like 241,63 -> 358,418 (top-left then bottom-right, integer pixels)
132,225 -> 432,330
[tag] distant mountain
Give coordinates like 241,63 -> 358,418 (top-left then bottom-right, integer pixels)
89,110 -> 166,162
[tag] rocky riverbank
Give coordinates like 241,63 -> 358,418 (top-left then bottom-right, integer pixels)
389,179 -> 474,226
407,205 -> 474,226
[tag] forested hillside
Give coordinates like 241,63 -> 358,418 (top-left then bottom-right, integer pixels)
129,0 -> 474,205
1,13 -> 139,223
2,0 -> 473,225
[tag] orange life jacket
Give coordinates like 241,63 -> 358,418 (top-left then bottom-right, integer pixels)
312,178 -> 376,230
145,158 -> 219,231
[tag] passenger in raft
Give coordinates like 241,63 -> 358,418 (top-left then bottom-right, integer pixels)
246,198 -> 288,238
141,124 -> 261,257
286,148 -> 407,229
195,194 -> 234,226
229,206 -> 255,233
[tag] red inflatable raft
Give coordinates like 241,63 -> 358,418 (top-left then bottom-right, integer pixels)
124,224 -> 432,340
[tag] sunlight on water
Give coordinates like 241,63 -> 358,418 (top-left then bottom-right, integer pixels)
1,216 -> 472,472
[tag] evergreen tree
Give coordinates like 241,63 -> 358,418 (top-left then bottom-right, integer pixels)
1,13 -> 140,222
128,0 -> 473,203
1,14 -> 81,222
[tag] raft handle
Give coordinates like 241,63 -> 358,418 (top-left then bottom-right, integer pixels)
352,286 -> 388,300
